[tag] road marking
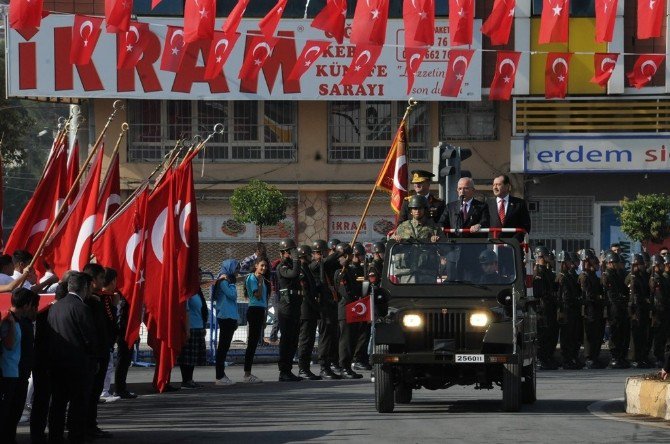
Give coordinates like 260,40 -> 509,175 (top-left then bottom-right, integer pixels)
588,398 -> 670,430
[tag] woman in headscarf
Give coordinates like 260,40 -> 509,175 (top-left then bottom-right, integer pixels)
213,259 -> 239,385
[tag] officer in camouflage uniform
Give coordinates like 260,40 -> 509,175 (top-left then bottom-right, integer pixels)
534,245 -> 559,370
602,251 -> 630,369
651,255 -> 670,367
557,252 -> 583,369
393,195 -> 443,242
579,249 -> 606,369
627,254 -> 652,368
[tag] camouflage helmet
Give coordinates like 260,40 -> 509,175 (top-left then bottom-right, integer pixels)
327,239 -> 341,250
604,251 -> 621,263
279,238 -> 297,251
408,194 -> 428,209
335,243 -> 353,255
312,239 -> 328,253
353,242 -> 366,256
479,249 -> 498,264
534,245 -> 550,259
297,244 -> 312,258
651,254 -> 664,267
373,241 -> 386,254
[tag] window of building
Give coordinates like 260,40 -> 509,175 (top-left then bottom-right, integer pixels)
127,100 -> 297,162
328,101 -> 430,163
531,0 -> 595,17
439,101 -> 497,141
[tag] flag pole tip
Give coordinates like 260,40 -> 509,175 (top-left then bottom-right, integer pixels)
121,122 -> 129,132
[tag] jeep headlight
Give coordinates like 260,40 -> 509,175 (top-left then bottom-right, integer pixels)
402,314 -> 423,328
469,312 -> 489,327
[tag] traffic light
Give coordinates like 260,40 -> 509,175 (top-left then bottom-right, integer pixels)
432,142 -> 472,203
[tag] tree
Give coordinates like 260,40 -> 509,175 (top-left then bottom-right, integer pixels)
619,194 -> 670,243
230,179 -> 288,241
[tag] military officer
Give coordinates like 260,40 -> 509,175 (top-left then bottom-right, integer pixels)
579,249 -> 606,369
398,170 -> 445,224
651,255 -> 670,367
296,245 -> 322,380
335,243 -> 364,379
394,195 -> 443,242
371,242 -> 385,276
557,252 -> 583,369
602,251 -> 630,369
627,254 -> 652,368
534,245 -> 559,370
276,238 -> 304,381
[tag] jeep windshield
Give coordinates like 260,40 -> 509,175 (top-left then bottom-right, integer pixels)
387,241 -> 517,286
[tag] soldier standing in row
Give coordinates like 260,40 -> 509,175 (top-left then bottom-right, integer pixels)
534,246 -> 559,370
651,255 -> 670,367
579,249 -> 607,369
351,243 -> 372,371
297,245 -> 322,380
371,242 -> 385,275
557,252 -> 583,369
397,170 -> 445,224
602,252 -> 630,369
276,239 -> 304,382
335,243 -> 364,379
627,254 -> 652,368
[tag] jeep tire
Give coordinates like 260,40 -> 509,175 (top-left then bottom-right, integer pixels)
502,362 -> 521,412
374,345 -> 395,413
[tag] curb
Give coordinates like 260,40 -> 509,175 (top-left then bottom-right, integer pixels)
625,376 -> 670,420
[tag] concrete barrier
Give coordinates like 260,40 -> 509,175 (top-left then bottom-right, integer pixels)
625,376 -> 670,420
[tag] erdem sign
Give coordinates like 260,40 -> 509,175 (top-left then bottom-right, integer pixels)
517,136 -> 670,173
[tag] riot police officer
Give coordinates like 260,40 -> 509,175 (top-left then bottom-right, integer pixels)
336,243 -> 364,379
534,246 -> 559,370
310,240 -> 342,379
276,238 -> 303,381
579,249 -> 606,369
296,245 -> 322,380
651,255 -> 670,367
602,251 -> 630,368
627,254 -> 652,368
557,252 -> 583,369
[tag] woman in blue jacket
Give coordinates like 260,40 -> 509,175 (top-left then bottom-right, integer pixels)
242,258 -> 269,383
213,259 -> 239,386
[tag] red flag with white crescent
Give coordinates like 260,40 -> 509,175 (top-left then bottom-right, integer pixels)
375,122 -> 408,214
440,49 -> 474,97
105,0 -> 133,33
404,47 -> 427,95
311,0 -> 348,44
626,54 -> 665,89
66,139 -> 79,205
117,21 -> 151,70
184,0 -> 215,43
637,0 -> 665,39
594,0 -> 617,43
287,40 -> 332,82
340,44 -> 383,86
238,34 -> 278,82
161,26 -> 187,73
489,51 -> 521,101
403,0 -> 435,47
346,296 -> 372,323
95,149 -> 121,230
259,0 -> 288,38
175,155 -> 200,303
222,0 -> 250,35
70,15 -> 104,66
539,0 -> 569,44
481,0 -> 516,46
350,0 -> 389,46
449,0 -> 475,46
591,53 -> 618,87
204,31 -> 241,80
545,52 -> 571,99
9,0 -> 44,32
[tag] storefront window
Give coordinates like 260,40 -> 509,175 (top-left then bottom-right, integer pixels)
127,100 -> 297,162
328,101 -> 430,163
439,101 -> 497,141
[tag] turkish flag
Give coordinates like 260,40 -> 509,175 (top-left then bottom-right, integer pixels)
340,44 -> 383,85
638,0 -> 665,39
105,0 -> 133,33
375,122 -> 408,214
175,152 -> 200,303
222,0 -> 250,34
440,49 -> 474,97
95,149 -> 121,230
65,139 -> 79,205
403,0 -> 435,47
404,47 -> 427,94
204,31 -> 240,80
545,52 -> 571,99
311,0 -> 347,44
287,40 -> 331,82
350,0 -> 389,46
117,22 -> 151,70
238,34 -> 278,81
70,15 -> 104,66
538,0 -> 569,44
481,0 -> 516,46
259,0 -> 287,39
449,0 -> 475,46
161,26 -> 187,73
184,0 -> 215,43
92,186 -> 148,346
594,0 -> 617,43
489,51 -> 521,101
5,142 -> 68,257
9,0 -> 44,32
42,146 -> 104,277
626,54 -> 665,89
0,153 -> 3,251
590,53 -> 618,87
346,296 -> 372,323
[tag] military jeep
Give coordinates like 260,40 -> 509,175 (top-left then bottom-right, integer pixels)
372,235 -> 536,413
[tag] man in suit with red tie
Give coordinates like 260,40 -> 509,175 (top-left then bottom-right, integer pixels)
487,174 -> 531,241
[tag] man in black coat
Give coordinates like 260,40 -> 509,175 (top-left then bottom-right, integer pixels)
487,174 -> 531,241
276,238 -> 303,382
398,170 -> 445,224
47,272 -> 98,444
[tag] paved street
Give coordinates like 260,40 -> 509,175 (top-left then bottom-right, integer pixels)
17,363 -> 670,443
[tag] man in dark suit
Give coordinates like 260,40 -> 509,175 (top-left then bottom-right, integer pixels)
487,174 -> 531,241
398,170 -> 445,224
47,272 -> 98,444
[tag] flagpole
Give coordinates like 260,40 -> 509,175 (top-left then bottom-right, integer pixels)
28,101 -> 124,269
350,98 -> 417,245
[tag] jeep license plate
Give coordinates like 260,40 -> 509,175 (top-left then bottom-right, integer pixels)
455,354 -> 484,363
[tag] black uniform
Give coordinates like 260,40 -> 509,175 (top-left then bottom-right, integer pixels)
312,252 -> 341,370
297,260 -> 320,372
558,268 -> 582,367
277,256 -> 302,374
535,264 -> 559,367
337,264 -> 363,370
651,270 -> 670,364
580,269 -> 605,365
351,261 -> 371,366
602,268 -> 630,364
627,269 -> 651,365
